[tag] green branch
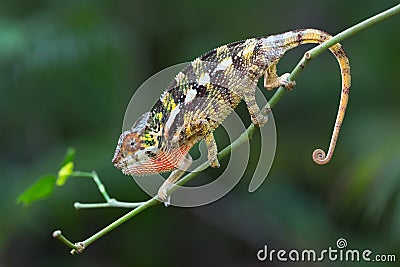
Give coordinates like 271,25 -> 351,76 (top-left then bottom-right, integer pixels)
51,3 -> 400,255
71,171 -> 146,209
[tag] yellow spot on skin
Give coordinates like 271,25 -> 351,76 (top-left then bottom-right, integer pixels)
168,100 -> 176,111
143,133 -> 152,141
161,93 -> 169,105
242,44 -> 256,60
162,94 -> 176,111
141,132 -> 158,148
175,72 -> 187,85
192,58 -> 203,69
216,45 -> 229,57
205,83 -> 214,90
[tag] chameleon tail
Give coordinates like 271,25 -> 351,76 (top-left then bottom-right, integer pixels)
282,29 -> 351,165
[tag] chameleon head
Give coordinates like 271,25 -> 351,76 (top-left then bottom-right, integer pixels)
112,112 -> 191,175
112,112 -> 157,175
112,129 -> 145,174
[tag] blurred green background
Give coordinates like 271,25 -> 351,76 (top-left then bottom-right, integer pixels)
1,0 -> 400,266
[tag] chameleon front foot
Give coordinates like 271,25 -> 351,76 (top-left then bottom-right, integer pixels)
157,185 -> 171,206
243,92 -> 268,127
156,154 -> 192,206
205,132 -> 220,168
250,113 -> 268,127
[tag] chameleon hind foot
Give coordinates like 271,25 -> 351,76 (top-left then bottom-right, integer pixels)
278,73 -> 296,90
264,60 -> 295,91
264,72 -> 296,91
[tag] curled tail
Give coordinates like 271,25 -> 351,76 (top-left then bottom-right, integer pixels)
281,28 -> 351,165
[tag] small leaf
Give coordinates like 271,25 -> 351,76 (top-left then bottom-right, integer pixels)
60,147 -> 75,167
17,175 -> 57,206
56,162 -> 74,186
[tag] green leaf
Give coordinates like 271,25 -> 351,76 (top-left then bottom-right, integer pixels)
56,161 -> 74,186
17,175 -> 57,206
60,147 -> 75,167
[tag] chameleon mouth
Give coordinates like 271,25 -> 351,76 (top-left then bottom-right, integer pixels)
116,146 -> 192,176
111,155 -> 121,167
112,159 -> 129,174
113,160 -> 125,171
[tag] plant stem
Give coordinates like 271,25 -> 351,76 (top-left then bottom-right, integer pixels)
71,171 -> 148,209
74,199 -> 146,209
52,230 -> 78,250
308,3 -> 400,60
71,198 -> 159,254
53,3 -> 400,254
71,171 -> 112,202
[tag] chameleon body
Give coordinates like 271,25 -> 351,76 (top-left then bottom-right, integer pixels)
112,29 -> 351,201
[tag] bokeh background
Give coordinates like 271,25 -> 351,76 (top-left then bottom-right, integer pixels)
1,0 -> 399,266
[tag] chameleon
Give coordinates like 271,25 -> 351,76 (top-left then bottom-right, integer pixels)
112,28 -> 351,202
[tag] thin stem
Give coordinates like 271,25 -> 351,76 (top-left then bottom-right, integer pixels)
53,4 -> 400,254
291,3 -> 400,77
91,171 -> 111,202
52,230 -> 78,250
74,199 -> 146,209
71,171 -> 93,177
71,171 -> 112,202
308,3 -> 400,59
70,198 -> 160,254
70,171 -> 145,209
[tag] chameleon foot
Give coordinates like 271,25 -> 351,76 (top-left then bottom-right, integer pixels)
278,73 -> 296,90
209,158 -> 220,168
156,154 -> 192,206
264,69 -> 296,91
251,114 -> 268,127
157,185 -> 171,206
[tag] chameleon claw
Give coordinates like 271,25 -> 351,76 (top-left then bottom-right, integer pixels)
209,158 -> 220,168
164,196 -> 171,207
252,115 -> 268,127
157,187 -> 169,203
157,184 -> 172,207
279,73 -> 296,91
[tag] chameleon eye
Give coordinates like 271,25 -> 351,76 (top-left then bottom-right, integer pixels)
130,141 -> 135,147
